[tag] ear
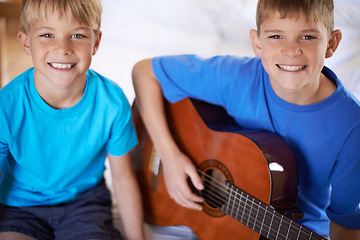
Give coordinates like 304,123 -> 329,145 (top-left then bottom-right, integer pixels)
92,30 -> 102,56
18,31 -> 31,55
250,29 -> 261,57
325,29 -> 342,58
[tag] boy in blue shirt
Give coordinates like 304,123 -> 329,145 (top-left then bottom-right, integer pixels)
0,0 -> 144,239
132,0 -> 360,239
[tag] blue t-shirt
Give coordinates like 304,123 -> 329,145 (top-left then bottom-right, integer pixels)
0,68 -> 138,206
152,55 -> 360,236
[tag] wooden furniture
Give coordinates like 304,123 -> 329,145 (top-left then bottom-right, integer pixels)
0,0 -> 22,88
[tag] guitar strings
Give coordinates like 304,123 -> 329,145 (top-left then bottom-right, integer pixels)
226,186 -> 323,240
200,172 -> 324,240
199,172 -> 322,240
197,169 -> 324,240
200,171 -> 323,240
198,172 -> 302,240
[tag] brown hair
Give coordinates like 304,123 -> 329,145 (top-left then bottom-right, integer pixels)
256,0 -> 334,36
20,0 -> 102,33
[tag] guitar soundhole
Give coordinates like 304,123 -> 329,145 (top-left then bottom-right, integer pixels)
198,159 -> 234,218
203,169 -> 227,208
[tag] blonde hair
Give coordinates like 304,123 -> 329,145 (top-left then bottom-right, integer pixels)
20,0 -> 102,33
256,0 -> 334,36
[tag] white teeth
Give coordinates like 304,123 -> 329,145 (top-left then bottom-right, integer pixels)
50,63 -> 74,69
278,64 -> 306,72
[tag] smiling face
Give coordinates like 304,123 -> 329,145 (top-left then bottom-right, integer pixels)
250,11 -> 341,104
18,7 -> 101,90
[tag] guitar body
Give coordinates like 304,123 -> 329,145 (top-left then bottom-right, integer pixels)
132,98 -> 299,240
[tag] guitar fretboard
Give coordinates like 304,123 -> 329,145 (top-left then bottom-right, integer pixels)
221,182 -> 326,240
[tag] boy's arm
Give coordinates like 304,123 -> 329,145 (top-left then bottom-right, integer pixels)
108,153 -> 145,240
132,59 -> 204,210
330,221 -> 360,240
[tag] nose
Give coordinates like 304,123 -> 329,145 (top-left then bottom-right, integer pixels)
54,38 -> 73,55
281,40 -> 302,58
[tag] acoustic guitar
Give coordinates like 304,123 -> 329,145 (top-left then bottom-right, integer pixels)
131,97 -> 325,240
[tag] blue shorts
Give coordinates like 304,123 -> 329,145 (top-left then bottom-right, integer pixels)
0,179 -> 123,240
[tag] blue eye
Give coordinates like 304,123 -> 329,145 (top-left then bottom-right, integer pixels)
41,34 -> 53,38
72,34 -> 86,38
303,35 -> 315,40
269,35 -> 282,39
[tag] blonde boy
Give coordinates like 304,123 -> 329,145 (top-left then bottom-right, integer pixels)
132,0 -> 360,239
0,0 -> 144,239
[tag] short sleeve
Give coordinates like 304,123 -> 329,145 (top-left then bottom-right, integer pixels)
106,90 -> 138,157
152,55 -> 236,106
151,55 -> 264,111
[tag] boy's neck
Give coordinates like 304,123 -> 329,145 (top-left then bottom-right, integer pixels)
34,78 -> 86,110
273,73 -> 336,105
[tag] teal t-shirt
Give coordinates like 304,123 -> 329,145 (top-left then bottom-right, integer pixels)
0,68 -> 138,206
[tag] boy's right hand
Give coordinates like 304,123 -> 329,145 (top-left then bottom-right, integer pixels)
161,151 -> 204,211
132,59 -> 204,211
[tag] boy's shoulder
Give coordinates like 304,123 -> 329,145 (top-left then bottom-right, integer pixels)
87,69 -> 130,107
87,69 -> 121,90
323,66 -> 360,108
153,55 -> 264,81
155,54 -> 262,67
0,68 -> 33,104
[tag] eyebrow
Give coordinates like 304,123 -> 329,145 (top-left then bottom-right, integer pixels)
33,26 -> 91,32
33,26 -> 53,31
263,28 -> 321,34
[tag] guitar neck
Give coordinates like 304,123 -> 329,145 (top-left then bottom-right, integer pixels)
221,182 -> 326,240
